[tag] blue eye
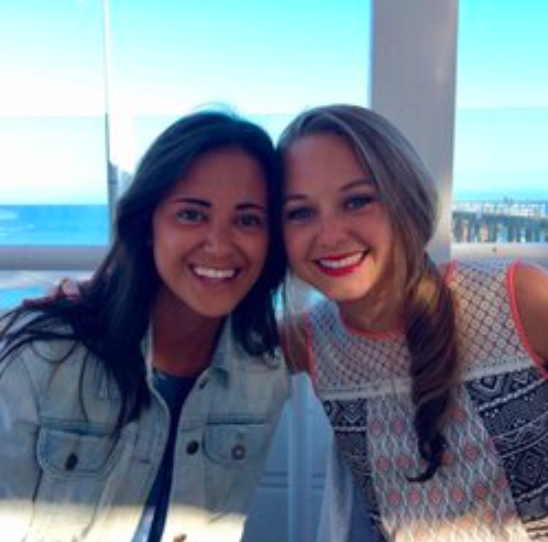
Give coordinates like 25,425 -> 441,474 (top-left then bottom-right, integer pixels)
285,207 -> 314,222
345,194 -> 375,210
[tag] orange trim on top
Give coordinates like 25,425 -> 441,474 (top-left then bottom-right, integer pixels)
443,259 -> 458,286
506,260 -> 548,379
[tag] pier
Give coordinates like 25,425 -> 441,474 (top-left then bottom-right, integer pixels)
452,200 -> 548,243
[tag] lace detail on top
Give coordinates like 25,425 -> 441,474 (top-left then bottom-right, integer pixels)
452,259 -> 532,378
308,259 -> 548,542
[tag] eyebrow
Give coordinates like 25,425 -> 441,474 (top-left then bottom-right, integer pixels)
235,202 -> 267,213
283,178 -> 373,204
174,197 -> 211,207
172,197 -> 266,212
342,178 -> 373,191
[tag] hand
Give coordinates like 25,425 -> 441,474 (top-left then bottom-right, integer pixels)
52,278 -> 81,299
22,277 -> 82,307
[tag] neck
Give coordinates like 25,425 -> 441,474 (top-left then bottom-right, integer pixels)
338,285 -> 404,334
151,291 -> 223,377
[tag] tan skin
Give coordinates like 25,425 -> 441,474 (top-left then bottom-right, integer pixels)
146,146 -> 269,377
151,294 -> 220,377
55,148 -> 269,377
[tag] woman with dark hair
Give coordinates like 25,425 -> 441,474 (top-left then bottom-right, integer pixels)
0,110 -> 289,542
278,104 -> 548,541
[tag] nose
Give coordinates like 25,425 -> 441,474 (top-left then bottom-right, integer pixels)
316,215 -> 346,250
203,221 -> 234,255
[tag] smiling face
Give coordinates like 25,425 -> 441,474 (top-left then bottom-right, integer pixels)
152,146 -> 269,321
282,133 -> 394,308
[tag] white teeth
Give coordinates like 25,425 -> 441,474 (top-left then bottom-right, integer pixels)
193,266 -> 237,279
318,253 -> 364,269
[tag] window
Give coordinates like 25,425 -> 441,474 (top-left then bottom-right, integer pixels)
0,0 -> 109,247
453,0 -> 548,246
0,0 -> 370,307
110,0 -> 370,163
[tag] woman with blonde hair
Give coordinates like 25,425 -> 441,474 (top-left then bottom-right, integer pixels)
278,104 -> 548,541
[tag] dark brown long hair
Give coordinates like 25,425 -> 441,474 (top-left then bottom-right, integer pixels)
1,110 -> 286,427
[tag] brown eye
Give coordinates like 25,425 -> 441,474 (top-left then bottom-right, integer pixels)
176,208 -> 207,223
237,214 -> 264,229
285,206 -> 314,222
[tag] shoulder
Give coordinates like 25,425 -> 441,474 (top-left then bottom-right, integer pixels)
512,260 -> 548,362
1,319 -> 90,396
513,259 -> 548,293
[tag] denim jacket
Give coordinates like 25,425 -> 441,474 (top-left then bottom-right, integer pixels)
0,320 -> 290,542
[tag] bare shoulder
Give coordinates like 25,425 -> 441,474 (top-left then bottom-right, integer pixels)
513,261 -> 548,361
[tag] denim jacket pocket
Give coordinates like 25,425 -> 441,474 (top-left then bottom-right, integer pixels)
37,423 -> 123,479
31,421 -> 130,538
200,420 -> 273,512
203,420 -> 270,467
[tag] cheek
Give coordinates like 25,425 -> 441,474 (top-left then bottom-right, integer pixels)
247,234 -> 269,268
151,240 -> 170,280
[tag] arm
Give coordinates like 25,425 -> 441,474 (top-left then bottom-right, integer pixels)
0,353 -> 41,538
513,261 -> 548,362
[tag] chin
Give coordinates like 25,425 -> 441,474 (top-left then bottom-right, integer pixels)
203,302 -> 241,317
320,288 -> 364,304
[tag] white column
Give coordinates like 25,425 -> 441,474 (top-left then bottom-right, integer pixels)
371,0 -> 459,261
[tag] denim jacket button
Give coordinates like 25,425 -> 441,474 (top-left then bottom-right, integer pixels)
231,443 -> 246,460
186,441 -> 200,455
64,453 -> 79,471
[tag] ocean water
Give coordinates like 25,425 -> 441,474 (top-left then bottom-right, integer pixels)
0,204 -> 109,245
0,205 -> 108,307
0,284 -> 50,309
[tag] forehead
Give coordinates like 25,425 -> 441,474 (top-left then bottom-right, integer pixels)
283,133 -> 371,192
171,147 -> 267,198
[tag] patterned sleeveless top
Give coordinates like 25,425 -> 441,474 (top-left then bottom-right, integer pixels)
306,259 -> 548,542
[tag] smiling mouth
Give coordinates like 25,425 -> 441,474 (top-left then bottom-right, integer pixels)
191,265 -> 239,280
315,251 -> 367,274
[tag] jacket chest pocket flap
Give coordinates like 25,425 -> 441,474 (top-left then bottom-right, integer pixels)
204,421 -> 270,466
37,425 -> 125,479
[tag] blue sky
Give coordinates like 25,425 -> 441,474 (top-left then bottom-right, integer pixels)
0,0 -> 546,203
453,0 -> 548,199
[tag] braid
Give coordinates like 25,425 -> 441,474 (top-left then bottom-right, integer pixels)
405,256 -> 459,482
